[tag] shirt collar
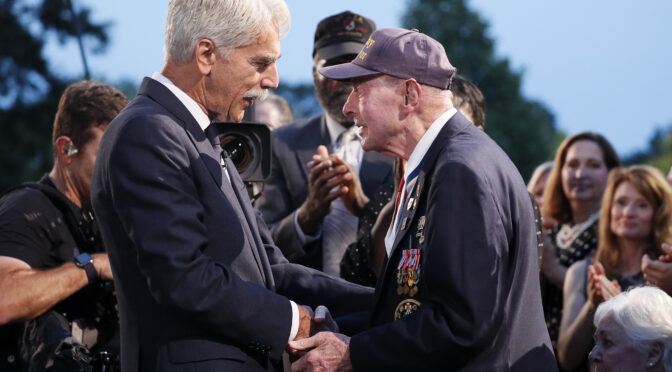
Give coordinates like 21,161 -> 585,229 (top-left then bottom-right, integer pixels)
152,72 -> 211,132
324,113 -> 359,144
404,108 -> 457,181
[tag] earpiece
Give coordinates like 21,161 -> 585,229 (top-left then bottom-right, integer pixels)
64,142 -> 78,156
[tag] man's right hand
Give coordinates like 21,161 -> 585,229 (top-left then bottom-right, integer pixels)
297,145 -> 349,235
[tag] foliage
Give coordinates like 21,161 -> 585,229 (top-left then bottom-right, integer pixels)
402,0 -> 561,179
0,0 -> 109,191
624,123 -> 672,175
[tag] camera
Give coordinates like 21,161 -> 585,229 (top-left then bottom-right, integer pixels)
209,121 -> 271,182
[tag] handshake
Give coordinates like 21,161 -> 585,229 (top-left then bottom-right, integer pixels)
289,305 -> 353,372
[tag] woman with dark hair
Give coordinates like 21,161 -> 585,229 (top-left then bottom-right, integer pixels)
540,132 -> 620,351
557,165 -> 672,370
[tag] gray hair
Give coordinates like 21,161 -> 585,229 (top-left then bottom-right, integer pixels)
594,286 -> 672,371
165,0 -> 290,64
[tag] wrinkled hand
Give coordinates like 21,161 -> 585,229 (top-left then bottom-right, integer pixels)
292,305 -> 339,341
92,253 -> 113,281
332,157 -> 369,217
289,332 -> 352,372
294,305 -> 313,343
642,243 -> 672,296
297,146 -> 349,234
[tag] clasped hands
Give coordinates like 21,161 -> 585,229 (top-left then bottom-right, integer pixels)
587,262 -> 621,310
290,305 -> 352,372
588,242 -> 672,310
297,145 -> 369,235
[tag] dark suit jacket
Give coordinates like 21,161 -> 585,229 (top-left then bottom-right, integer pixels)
91,78 -> 373,372
348,112 -> 557,371
256,114 -> 394,269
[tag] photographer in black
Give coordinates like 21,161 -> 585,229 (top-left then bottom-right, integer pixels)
0,81 -> 127,371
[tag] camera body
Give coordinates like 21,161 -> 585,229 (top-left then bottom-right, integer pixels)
210,121 -> 271,182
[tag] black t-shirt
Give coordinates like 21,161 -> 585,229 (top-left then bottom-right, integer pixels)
0,174 -> 107,371
0,174 -> 79,268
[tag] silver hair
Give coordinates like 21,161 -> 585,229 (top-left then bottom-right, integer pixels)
165,0 -> 290,64
594,286 -> 672,371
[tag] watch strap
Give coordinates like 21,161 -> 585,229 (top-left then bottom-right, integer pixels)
82,261 -> 97,284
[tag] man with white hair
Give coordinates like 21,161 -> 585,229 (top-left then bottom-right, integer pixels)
289,28 -> 556,371
91,1 -> 372,371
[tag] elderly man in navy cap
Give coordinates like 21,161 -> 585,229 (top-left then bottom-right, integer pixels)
289,28 -> 557,372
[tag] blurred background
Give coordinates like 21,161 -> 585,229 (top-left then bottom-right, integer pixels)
2,0 -> 671,190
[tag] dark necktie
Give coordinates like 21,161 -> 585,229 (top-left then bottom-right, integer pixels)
205,123 -> 224,161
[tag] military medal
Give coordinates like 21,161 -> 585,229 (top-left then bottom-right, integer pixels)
396,249 -> 410,295
406,249 -> 421,297
415,215 -> 426,244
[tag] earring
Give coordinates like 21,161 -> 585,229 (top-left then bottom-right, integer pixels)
649,361 -> 655,367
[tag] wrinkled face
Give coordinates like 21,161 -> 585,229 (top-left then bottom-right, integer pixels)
313,55 -> 356,126
561,140 -> 609,205
532,171 -> 550,208
207,24 -> 281,122
589,316 -> 650,372
342,76 -> 403,156
610,181 -> 654,241
70,126 -> 105,210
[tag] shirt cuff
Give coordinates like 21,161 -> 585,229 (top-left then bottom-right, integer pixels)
288,300 -> 299,342
293,210 -> 321,245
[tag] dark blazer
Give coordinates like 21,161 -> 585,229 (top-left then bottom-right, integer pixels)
91,78 -> 373,372
348,112 -> 557,371
256,114 -> 394,268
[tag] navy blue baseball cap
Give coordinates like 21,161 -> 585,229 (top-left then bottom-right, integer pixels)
319,27 -> 456,90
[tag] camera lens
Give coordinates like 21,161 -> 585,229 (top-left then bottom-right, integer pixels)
221,134 -> 253,171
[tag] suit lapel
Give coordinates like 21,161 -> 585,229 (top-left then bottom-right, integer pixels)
371,111 -> 473,320
225,157 -> 273,289
139,78 -> 225,189
138,77 -> 270,287
372,172 -> 426,312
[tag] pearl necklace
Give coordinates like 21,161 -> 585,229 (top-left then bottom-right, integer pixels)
555,212 -> 599,250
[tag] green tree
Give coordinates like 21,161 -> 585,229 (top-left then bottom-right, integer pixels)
624,123 -> 672,174
403,0 -> 561,179
0,0 -> 110,191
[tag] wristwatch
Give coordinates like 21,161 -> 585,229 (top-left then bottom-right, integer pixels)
74,253 -> 97,284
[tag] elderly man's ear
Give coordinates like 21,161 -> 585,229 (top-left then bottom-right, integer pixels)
195,38 -> 217,76
402,79 -> 421,112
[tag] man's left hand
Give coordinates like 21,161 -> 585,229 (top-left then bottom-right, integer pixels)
289,332 -> 352,372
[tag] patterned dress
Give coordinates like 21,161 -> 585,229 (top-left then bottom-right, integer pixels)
340,182 -> 394,287
543,218 -> 599,353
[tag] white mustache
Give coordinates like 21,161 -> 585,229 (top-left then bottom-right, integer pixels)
244,89 -> 269,101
